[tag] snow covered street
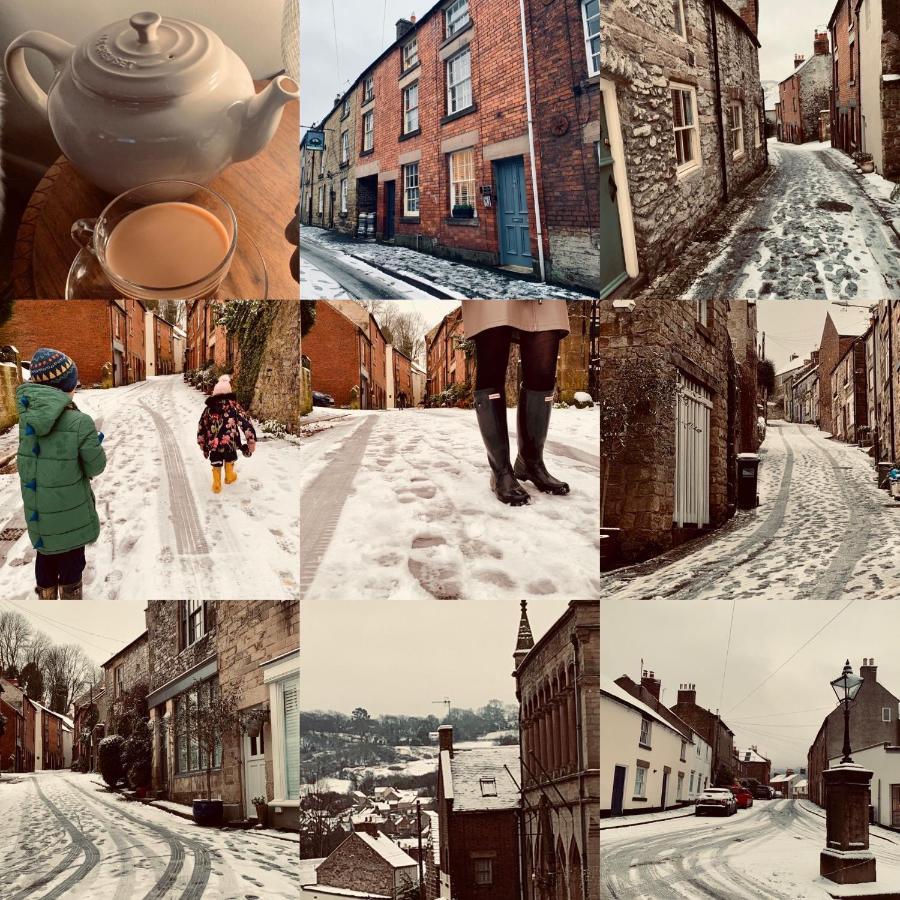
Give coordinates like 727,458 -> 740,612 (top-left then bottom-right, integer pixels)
641,140 -> 900,300
0,375 -> 300,601
602,421 -> 900,602
601,799 -> 900,899
299,406 -> 600,601
0,771 -> 297,898
300,225 -> 595,300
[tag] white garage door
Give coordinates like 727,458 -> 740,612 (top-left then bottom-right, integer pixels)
674,372 -> 712,528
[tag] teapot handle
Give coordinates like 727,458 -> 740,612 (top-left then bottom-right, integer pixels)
4,31 -> 74,118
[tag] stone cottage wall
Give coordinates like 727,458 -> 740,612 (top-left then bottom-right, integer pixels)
249,301 -> 303,432
315,834 -> 395,896
882,2 -> 900,179
799,56 -> 832,143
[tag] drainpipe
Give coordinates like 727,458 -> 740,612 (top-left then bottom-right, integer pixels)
890,302 -> 897,462
710,0 -> 729,203
518,0 -> 547,282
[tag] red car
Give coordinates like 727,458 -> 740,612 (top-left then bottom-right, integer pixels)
729,785 -> 754,809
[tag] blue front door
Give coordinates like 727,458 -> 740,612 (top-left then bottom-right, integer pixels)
495,156 -> 533,268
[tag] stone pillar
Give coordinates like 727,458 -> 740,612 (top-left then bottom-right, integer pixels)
820,763 -> 876,885
566,689 -> 577,769
551,701 -> 562,773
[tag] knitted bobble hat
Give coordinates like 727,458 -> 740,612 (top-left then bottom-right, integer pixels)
212,374 -> 233,396
30,348 -> 78,393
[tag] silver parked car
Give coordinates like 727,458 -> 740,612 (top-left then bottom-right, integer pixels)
695,787 -> 738,816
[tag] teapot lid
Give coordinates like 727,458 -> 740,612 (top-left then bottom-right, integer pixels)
72,11 -> 228,100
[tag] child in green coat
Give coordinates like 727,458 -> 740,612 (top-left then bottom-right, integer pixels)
16,348 -> 106,599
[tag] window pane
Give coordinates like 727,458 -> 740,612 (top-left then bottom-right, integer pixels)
672,90 -> 684,128
682,92 -> 693,127
284,682 -> 300,800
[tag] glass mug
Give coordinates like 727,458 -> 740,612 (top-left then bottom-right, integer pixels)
66,181 -> 238,301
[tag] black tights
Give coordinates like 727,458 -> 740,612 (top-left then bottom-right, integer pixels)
474,327 -> 560,393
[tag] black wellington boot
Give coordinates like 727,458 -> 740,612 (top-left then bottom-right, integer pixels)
513,389 -> 570,495
473,389 -> 530,506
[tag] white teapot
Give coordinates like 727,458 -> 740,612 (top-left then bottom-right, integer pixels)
4,11 -> 299,196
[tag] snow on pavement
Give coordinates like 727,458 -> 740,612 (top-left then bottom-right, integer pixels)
0,375 -> 299,601
300,225 -> 595,300
0,770 -> 297,898
300,406 -> 599,601
602,421 -> 900,602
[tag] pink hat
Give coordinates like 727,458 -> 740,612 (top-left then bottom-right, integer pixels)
212,374 -> 233,396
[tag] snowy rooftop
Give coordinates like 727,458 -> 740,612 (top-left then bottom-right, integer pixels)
774,357 -> 809,377
770,772 -> 802,783
602,675 -> 692,741
826,302 -> 874,338
353,831 -> 417,869
446,745 -> 520,812
736,747 -> 769,763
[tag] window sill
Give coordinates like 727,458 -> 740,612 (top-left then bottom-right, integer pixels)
340,161 -> 350,169
400,215 -> 421,224
441,103 -> 478,126
445,216 -> 480,227
399,127 -> 422,142
399,60 -> 421,79
631,796 -> 648,803
441,19 -> 473,48
638,742 -> 652,751
360,148 -> 375,157
676,163 -> 701,180
695,321 -> 713,342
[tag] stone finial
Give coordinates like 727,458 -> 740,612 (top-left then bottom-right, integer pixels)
513,599 -> 535,671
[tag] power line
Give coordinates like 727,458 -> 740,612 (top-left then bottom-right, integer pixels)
730,705 -> 832,720
725,599 -> 856,717
330,0 -> 341,86
718,597 -> 737,714
0,599 -> 128,657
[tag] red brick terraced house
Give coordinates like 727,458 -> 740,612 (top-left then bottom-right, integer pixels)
302,300 -> 388,409
830,335 -> 869,443
830,0 -> 862,157
0,677 -> 26,772
146,312 -> 178,377
735,746 -> 772,786
0,299 -> 146,387
387,344 -> 415,409
778,32 -> 832,144
302,0 -> 602,288
435,725 -> 521,900
185,299 -> 237,373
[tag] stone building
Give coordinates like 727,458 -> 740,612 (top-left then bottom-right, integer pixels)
830,336 -> 869,443
311,829 -> 420,898
792,361 -> 821,426
521,0 -> 601,291
145,600 -> 300,830
0,299 -> 147,387
0,677 -> 27,772
669,684 -> 737,785
778,32 -> 832,143
387,345 -> 414,409
302,300 -> 388,409
817,308 -> 872,436
866,301 -> 900,463
600,299 -> 754,566
830,0 -> 862,157
858,0 -> 900,179
515,598 -> 599,900
72,683 -> 105,773
101,631 -> 150,721
434,725 -> 520,900
808,657 -> 900,806
600,0 -> 767,296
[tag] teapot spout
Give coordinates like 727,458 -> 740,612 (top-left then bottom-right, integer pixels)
234,75 -> 299,163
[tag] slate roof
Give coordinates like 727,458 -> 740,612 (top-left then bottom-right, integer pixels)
603,676 -> 693,741
445,745 -> 520,812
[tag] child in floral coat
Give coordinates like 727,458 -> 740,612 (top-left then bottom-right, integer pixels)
197,375 -> 257,493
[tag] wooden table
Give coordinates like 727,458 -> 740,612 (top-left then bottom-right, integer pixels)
12,80 -> 299,300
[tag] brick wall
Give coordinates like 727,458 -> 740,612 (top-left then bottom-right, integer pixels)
155,317 -> 176,375
524,0 -> 600,291
818,313 -> 859,435
123,300 -> 147,383
302,301 -> 364,407
0,300 -> 113,386
600,299 -> 734,563
779,49 -> 831,146
830,0 -> 861,154
0,360 -> 20,431
446,810 -> 519,900
315,832 -> 395,896
602,0 -> 766,281
369,317 -> 387,409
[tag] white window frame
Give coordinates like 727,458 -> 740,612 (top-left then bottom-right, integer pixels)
403,36 -> 419,70
182,598 -> 206,648
263,651 -> 300,806
673,0 -> 686,39
447,47 -> 473,115
403,162 -> 420,216
674,372 -> 712,528
340,129 -> 349,165
445,0 -> 470,37
449,148 -> 476,214
754,109 -> 762,147
677,772 -> 684,800
340,178 -> 348,214
363,75 -> 374,104
403,82 -> 420,134
317,185 -> 324,215
342,97 -> 350,118
473,857 -> 493,886
639,717 -> 651,747
319,149 -> 325,174
680,740 -> 687,762
582,0 -> 600,75
670,82 -> 700,177
731,101 -> 745,159
634,765 -> 647,798
884,707 -> 893,723
363,110 -> 374,152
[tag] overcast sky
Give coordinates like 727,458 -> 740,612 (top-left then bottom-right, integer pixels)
9,601 -> 147,666
755,300 -> 874,372
758,0 -> 835,84
601,597 -> 895,770
301,597 -> 570,717
301,0 -> 435,131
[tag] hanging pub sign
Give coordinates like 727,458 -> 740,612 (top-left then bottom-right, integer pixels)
305,129 -> 326,151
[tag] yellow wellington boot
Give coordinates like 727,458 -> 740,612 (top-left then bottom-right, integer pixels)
224,461 -> 238,484
212,466 -> 222,493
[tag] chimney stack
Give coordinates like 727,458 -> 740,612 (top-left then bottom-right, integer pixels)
736,0 -> 758,35
396,15 -> 416,41
354,820 -> 382,837
439,724 -> 454,757
794,54 -> 806,69
861,657 -> 877,683
641,669 -> 662,701
814,30 -> 829,56
677,683 -> 697,706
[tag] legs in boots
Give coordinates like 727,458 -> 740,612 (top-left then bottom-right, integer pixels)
473,390 -> 530,505
224,461 -> 237,484
35,547 -> 85,598
212,465 -> 222,493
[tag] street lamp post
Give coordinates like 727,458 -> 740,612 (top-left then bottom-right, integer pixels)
821,660 -> 876,886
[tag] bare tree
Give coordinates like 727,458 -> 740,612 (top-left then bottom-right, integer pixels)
377,304 -> 427,362
43,644 -> 98,715
0,611 -> 32,673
